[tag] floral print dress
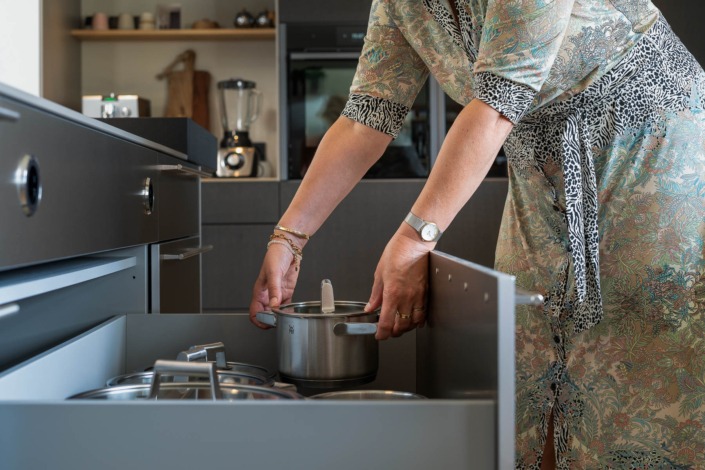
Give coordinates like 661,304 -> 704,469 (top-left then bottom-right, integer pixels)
342,0 -> 705,468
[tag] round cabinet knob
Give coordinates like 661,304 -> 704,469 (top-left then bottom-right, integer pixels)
225,151 -> 246,170
15,155 -> 42,217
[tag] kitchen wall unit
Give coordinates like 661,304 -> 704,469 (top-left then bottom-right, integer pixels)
77,0 -> 279,175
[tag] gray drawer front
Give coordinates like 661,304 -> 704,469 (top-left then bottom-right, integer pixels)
0,247 -> 148,372
156,155 -> 200,241
0,96 -> 159,270
201,181 -> 279,224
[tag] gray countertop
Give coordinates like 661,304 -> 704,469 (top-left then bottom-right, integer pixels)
0,82 -> 187,161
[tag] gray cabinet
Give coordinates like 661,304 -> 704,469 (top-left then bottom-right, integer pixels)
201,179 -> 508,311
201,182 -> 280,311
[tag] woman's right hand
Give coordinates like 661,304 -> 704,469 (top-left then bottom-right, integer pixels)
249,243 -> 302,328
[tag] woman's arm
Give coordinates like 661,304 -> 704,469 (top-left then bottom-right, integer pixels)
249,116 -> 392,324
278,116 -> 393,240
367,98 -> 514,339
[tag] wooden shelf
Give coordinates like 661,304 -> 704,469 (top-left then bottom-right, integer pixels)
71,28 -> 275,41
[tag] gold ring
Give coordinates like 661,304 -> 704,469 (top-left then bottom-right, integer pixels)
396,311 -> 412,320
412,307 -> 425,312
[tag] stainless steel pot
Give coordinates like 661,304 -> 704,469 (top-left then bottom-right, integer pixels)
256,301 -> 379,389
71,360 -> 302,401
311,390 -> 427,400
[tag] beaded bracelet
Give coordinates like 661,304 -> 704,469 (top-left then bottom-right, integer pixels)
266,240 -> 303,265
274,224 -> 311,240
268,233 -> 303,259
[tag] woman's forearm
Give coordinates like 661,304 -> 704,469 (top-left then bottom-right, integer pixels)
278,116 -> 392,242
402,99 -> 514,240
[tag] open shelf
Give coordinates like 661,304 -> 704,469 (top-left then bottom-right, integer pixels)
71,28 -> 275,41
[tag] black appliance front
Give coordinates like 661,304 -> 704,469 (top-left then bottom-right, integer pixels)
284,24 -> 431,180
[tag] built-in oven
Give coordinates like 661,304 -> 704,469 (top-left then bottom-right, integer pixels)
279,22 -> 508,180
280,23 -> 434,180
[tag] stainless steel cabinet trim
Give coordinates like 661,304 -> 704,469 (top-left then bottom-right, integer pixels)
0,303 -> 20,318
157,163 -> 213,179
160,245 -> 213,261
0,106 -> 20,122
0,256 -> 136,304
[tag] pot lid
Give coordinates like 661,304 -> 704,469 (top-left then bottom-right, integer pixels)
106,368 -> 273,388
70,383 -> 302,401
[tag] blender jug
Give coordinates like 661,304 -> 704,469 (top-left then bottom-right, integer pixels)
217,78 -> 262,144
216,78 -> 263,177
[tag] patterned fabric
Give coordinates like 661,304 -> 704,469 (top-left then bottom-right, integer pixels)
505,18 -> 705,467
346,1 -> 705,467
341,94 -> 410,138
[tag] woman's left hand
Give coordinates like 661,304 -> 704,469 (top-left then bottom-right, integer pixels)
365,229 -> 433,340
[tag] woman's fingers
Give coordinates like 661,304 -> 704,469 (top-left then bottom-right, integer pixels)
372,232 -> 431,340
249,244 -> 299,328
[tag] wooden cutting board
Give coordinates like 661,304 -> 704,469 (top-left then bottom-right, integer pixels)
157,50 -> 211,130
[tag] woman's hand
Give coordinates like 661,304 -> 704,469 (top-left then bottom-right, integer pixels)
365,228 -> 433,340
249,243 -> 301,328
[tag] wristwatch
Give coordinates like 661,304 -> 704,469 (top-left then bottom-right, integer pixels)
404,212 -> 442,242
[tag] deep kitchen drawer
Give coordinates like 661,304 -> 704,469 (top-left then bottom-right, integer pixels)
0,313 -> 495,470
0,95 -> 160,270
0,246 -> 149,372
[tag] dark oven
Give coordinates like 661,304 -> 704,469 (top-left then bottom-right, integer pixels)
280,23 -> 432,180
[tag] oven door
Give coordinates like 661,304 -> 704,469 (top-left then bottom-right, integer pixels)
285,51 -> 431,179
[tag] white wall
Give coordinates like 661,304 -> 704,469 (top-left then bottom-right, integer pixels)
0,0 -> 42,95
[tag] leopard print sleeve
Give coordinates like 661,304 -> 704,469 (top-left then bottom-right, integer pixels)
473,0 -> 575,122
473,72 -> 537,124
342,0 -> 429,138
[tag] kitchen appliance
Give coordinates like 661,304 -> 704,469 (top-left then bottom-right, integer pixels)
279,1 -> 508,179
216,78 -> 262,177
255,300 -> 380,389
82,93 -> 151,118
281,23 -> 432,179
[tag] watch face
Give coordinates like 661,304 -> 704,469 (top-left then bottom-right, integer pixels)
420,223 -> 439,241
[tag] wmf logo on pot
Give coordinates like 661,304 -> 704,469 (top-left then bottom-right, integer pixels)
289,324 -> 295,334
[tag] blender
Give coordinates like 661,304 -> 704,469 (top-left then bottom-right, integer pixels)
216,78 -> 262,177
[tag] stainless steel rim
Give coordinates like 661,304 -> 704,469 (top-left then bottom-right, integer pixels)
70,382 -> 303,400
311,390 -> 427,400
273,300 -> 379,318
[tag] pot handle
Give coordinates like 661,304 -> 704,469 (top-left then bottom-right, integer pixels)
256,311 -> 278,327
148,359 -> 222,400
333,322 -> 378,336
176,342 -> 230,369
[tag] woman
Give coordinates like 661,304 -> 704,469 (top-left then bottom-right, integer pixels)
250,1 -> 705,467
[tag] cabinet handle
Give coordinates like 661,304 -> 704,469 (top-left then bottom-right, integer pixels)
0,303 -> 20,319
160,245 -> 213,261
515,288 -> 544,306
158,163 -> 213,178
0,106 -> 20,122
